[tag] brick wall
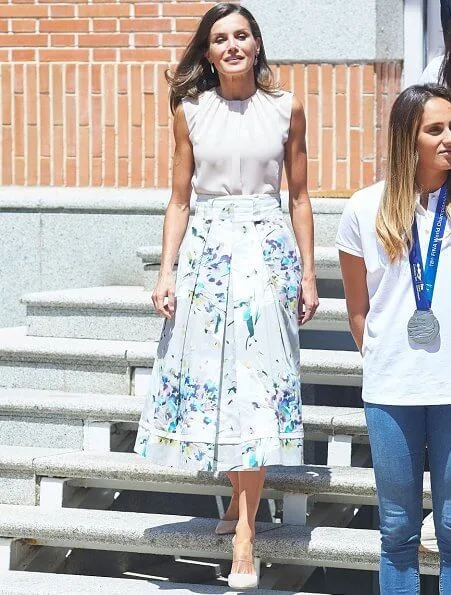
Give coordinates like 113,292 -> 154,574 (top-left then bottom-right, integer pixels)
0,1 -> 401,193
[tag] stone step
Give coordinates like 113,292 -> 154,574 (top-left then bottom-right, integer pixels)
0,445 -> 432,509
0,505 -> 439,574
137,246 -> 341,293
0,328 -> 362,394
1,571 -> 323,595
0,388 -> 366,437
22,285 -> 349,341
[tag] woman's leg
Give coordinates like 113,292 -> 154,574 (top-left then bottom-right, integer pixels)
364,403 -> 426,595
426,405 -> 451,594
222,471 -> 239,520
231,467 -> 266,574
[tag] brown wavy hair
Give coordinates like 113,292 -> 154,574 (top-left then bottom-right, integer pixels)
166,3 -> 278,114
376,84 -> 451,261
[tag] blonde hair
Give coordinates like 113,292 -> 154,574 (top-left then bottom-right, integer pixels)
376,84 -> 451,261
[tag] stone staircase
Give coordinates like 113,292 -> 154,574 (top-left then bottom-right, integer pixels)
0,201 -> 438,593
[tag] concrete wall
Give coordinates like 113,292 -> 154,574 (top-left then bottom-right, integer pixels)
242,0 -> 404,62
0,187 -> 345,328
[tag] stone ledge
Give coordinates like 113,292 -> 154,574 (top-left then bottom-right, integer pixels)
136,246 -> 341,280
1,571 -> 320,595
0,505 -> 439,573
22,286 -> 349,338
27,449 -> 431,505
0,187 -> 346,214
0,389 -> 366,435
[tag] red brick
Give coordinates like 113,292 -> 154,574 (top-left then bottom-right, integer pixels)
40,49 -> 90,61
135,4 -> 159,17
0,6 -> 47,17
79,34 -> 129,47
0,34 -> 47,46
53,125 -> 64,185
135,34 -> 159,47
12,49 -> 34,61
14,94 -> 24,156
50,5 -> 75,17
144,92 -> 155,157
157,126 -> 169,186
131,64 -> 142,126
118,157 -> 128,186
52,64 -> 63,125
162,32 -> 193,47
78,65 -> 89,126
92,95 -> 102,158
92,64 -> 101,93
118,94 -> 129,158
131,125 -> 142,187
39,64 -> 49,93
66,64 -> 76,93
120,18 -> 169,32
0,20 -> 7,33
2,127 -> 11,184
104,125 -> 116,186
104,64 -> 115,126
51,35 -> 75,47
66,158 -> 76,186
15,157 -> 25,186
12,20 -> 35,33
40,19 -> 89,32
27,124 -> 38,185
26,64 -> 37,125
121,49 -> 171,61
94,49 -> 118,61
175,18 -> 199,32
14,63 -> 23,93
39,157 -> 49,186
163,3 -> 215,17
66,95 -> 76,157
78,5 -> 130,17
143,63 -> 154,93
93,19 -> 117,32
39,94 -> 50,156
78,127 -> 90,186
307,64 -> 319,94
321,64 -> 333,128
350,66 -> 361,128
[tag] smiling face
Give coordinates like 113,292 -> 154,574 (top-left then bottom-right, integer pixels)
205,13 -> 261,78
416,97 -> 451,174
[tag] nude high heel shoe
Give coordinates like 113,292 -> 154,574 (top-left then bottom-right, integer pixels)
227,536 -> 260,590
215,519 -> 238,535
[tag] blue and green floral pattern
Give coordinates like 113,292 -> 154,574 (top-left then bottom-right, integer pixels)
135,198 -> 303,471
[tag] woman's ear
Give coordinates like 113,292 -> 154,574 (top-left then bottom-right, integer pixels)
255,38 -> 261,55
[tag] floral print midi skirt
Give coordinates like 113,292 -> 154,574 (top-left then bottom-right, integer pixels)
134,195 -> 303,472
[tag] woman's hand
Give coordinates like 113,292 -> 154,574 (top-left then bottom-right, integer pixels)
152,271 -> 176,319
298,275 -> 319,325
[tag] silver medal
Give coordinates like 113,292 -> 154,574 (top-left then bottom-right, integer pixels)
407,309 -> 440,344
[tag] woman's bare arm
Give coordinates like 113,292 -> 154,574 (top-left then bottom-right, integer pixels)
284,95 -> 319,324
153,104 -> 194,319
338,251 -> 369,352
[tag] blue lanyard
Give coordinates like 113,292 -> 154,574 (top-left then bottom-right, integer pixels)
409,183 -> 448,311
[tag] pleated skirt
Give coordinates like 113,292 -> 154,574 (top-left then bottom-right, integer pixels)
134,194 -> 303,472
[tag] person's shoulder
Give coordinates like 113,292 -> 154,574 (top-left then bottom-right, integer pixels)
347,180 -> 384,214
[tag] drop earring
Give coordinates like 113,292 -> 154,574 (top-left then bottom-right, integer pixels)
254,53 -> 259,66
210,62 -> 215,74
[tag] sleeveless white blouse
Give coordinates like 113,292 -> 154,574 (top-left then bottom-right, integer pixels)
182,88 -> 293,196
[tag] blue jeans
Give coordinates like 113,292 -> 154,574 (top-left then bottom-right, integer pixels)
364,403 -> 451,594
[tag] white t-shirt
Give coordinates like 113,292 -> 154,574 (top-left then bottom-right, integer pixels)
336,181 -> 451,405
419,55 -> 444,84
